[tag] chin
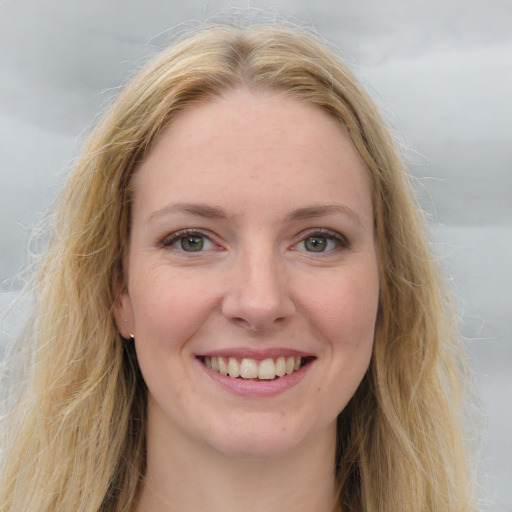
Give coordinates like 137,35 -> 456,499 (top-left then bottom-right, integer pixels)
202,414 -> 330,460
210,436 -> 299,460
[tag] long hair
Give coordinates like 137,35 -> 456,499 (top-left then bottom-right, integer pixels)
0,23 -> 475,512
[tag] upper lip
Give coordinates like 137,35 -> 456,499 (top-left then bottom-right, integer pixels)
197,347 -> 314,360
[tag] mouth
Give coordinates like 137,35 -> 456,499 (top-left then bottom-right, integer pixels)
198,355 -> 315,381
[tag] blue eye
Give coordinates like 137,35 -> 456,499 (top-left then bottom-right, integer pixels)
303,236 -> 331,252
299,230 -> 349,253
162,231 -> 216,252
179,235 -> 205,252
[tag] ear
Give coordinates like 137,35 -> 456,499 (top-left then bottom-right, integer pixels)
113,288 -> 135,340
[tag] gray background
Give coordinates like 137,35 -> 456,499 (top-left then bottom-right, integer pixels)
0,0 -> 511,510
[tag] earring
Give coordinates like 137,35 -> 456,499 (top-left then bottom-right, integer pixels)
123,319 -> 135,340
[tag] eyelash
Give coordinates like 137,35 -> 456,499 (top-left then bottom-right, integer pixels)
159,228 -> 350,254
295,228 -> 350,253
160,229 -> 218,251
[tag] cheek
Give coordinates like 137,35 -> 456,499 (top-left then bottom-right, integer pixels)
307,264 -> 379,348
311,264 -> 379,409
129,268 -> 219,349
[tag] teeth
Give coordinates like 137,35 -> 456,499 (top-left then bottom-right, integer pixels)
204,356 -> 304,380
258,358 -> 276,380
227,357 -> 240,378
218,357 -> 228,376
240,358 -> 258,379
275,356 -> 286,377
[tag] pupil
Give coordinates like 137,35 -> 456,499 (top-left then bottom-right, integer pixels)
305,237 -> 327,252
181,236 -> 204,252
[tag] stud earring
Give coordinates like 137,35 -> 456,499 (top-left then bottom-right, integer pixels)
122,319 -> 134,340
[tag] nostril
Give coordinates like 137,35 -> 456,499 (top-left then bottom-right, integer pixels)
231,316 -> 253,329
229,314 -> 290,331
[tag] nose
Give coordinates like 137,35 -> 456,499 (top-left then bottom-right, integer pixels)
221,243 -> 296,331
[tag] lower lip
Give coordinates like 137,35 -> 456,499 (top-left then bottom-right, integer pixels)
199,360 -> 313,398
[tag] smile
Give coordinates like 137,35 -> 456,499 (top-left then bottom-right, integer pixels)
201,356 -> 312,380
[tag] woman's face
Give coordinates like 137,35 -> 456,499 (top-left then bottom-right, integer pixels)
115,89 -> 380,459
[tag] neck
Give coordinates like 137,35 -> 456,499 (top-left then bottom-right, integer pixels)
134,420 -> 339,512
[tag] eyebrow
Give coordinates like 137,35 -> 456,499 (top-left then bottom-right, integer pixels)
146,202 -> 363,226
286,204 -> 364,227
146,203 -> 228,224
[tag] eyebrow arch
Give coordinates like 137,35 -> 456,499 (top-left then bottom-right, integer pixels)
146,202 -> 363,227
146,202 -> 228,224
286,204 -> 363,227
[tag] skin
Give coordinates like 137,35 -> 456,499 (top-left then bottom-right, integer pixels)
115,89 -> 380,512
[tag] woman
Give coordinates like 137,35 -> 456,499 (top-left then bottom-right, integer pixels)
0,23 -> 475,512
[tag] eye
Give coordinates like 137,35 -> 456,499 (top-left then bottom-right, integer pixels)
178,235 -> 207,252
296,229 -> 349,253
161,230 -> 217,252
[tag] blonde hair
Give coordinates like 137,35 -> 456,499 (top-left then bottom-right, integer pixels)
0,23 -> 475,512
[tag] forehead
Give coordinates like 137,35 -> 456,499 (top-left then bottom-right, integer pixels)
146,89 -> 348,158
133,89 -> 372,225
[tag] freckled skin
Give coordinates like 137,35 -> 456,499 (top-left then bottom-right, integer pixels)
115,89 -> 379,461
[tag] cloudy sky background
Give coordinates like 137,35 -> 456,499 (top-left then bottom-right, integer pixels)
1,1 -> 511,509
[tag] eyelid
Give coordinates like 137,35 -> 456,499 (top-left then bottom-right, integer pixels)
159,228 -> 219,250
158,227 -> 349,253
292,228 -> 350,251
